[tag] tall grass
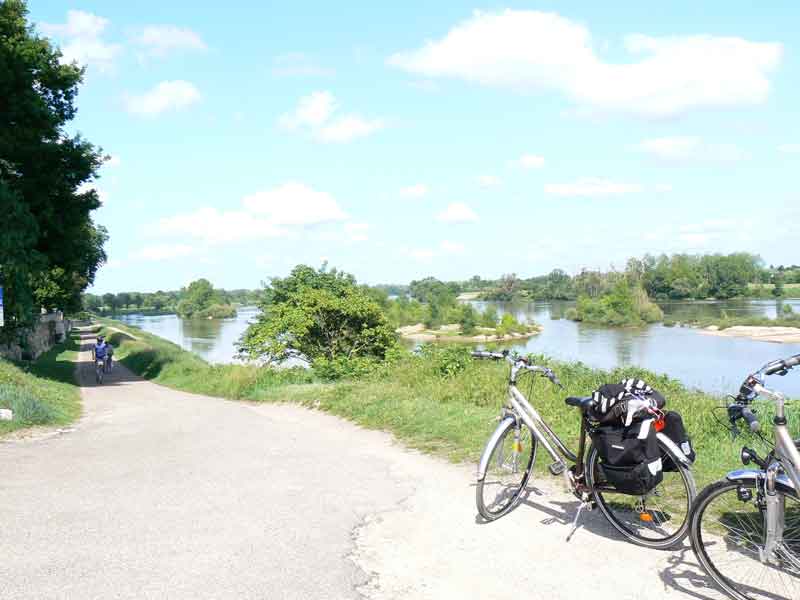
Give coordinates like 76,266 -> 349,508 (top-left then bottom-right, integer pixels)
98,318 -> 799,489
0,333 -> 81,434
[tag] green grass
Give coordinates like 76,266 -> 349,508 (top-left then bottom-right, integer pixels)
0,333 -> 82,435
96,318 -> 797,490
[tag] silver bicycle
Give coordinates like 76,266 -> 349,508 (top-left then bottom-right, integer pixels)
690,353 -> 800,600
473,350 -> 696,548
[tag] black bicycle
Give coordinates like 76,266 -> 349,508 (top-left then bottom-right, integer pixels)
474,351 -> 696,548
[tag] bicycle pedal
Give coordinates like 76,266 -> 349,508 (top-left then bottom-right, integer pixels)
548,462 -> 566,476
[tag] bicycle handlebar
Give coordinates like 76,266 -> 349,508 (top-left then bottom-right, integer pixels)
470,350 -> 563,388
741,406 -> 761,433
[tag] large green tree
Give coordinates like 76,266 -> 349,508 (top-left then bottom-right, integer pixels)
239,265 -> 396,364
0,0 -> 107,337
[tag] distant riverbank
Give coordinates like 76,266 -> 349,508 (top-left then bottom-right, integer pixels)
397,322 -> 541,343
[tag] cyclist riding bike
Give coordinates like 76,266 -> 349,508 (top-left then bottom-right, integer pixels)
92,336 -> 107,362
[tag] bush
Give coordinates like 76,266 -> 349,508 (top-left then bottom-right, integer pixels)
418,344 -> 471,378
480,305 -> 499,327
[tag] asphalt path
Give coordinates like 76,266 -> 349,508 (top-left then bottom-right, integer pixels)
0,332 -> 727,599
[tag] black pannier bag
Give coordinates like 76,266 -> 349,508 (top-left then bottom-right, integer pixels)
660,411 -> 696,471
592,419 -> 663,495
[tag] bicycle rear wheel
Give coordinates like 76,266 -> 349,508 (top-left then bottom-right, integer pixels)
586,439 -> 695,549
476,419 -> 537,521
690,479 -> 800,600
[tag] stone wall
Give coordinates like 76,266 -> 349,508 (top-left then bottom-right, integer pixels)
0,312 -> 72,361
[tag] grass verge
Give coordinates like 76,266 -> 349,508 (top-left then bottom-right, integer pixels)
97,317 -> 798,489
0,333 -> 82,435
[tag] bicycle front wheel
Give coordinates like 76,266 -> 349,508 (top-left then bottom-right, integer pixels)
587,439 -> 696,549
476,419 -> 537,521
690,479 -> 800,600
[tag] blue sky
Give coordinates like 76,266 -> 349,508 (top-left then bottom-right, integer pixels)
30,1 -> 800,293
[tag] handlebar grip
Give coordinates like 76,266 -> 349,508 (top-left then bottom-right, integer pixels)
764,360 -> 787,376
784,354 -> 800,369
741,407 -> 761,433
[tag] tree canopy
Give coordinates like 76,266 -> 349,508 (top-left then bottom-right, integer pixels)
239,265 -> 396,364
0,0 -> 107,336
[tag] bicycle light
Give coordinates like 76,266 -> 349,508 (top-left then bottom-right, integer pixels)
740,447 -> 754,465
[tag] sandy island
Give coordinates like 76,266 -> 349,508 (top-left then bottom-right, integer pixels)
397,323 -> 541,343
700,325 -> 800,344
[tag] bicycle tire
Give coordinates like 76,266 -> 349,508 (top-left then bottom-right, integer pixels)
690,479 -> 800,600
476,419 -> 537,521
586,439 -> 696,549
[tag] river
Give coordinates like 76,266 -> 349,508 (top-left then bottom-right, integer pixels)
115,299 -> 800,397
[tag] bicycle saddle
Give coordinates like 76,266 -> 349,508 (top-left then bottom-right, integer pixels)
565,396 -> 594,409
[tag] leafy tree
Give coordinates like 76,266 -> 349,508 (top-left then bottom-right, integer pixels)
239,265 -> 396,364
101,293 -> 116,311
0,0 -> 107,337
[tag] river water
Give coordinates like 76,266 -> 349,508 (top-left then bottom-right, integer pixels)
115,300 -> 800,397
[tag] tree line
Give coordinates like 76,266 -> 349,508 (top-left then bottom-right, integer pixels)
82,282 -> 260,317
1,1 -> 107,341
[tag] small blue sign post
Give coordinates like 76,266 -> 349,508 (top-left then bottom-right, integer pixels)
0,286 -> 4,328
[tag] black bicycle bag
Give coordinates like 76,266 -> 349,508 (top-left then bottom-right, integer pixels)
592,419 -> 663,495
660,411 -> 696,471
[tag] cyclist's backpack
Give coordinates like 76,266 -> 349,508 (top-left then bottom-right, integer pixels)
592,419 -> 663,495
659,411 -> 696,471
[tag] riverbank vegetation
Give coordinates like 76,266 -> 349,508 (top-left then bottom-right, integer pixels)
174,279 -> 236,319
474,253 -> 797,302
677,303 -> 800,330
96,316 -> 788,487
82,284 -> 255,317
0,333 -> 81,435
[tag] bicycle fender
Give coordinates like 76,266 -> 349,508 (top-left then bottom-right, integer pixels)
477,416 -> 516,481
656,432 -> 693,468
726,469 -> 797,495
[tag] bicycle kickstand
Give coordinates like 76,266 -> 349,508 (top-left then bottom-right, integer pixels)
566,500 -> 592,542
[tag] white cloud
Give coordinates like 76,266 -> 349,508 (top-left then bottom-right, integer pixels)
440,240 -> 465,254
242,182 -> 347,225
517,154 -> 545,169
279,91 -> 384,142
155,207 -> 288,244
40,10 -> 121,72
279,91 -> 336,129
778,143 -> 800,154
124,80 -> 201,117
437,202 -> 478,223
405,248 -> 435,261
544,178 -> 643,198
132,244 -> 196,261
477,175 -> 500,187
400,183 -> 429,198
317,116 -> 384,143
272,53 -> 334,77
133,25 -> 206,58
344,222 -> 370,242
638,136 -> 748,163
388,10 -> 782,119
152,182 -> 347,244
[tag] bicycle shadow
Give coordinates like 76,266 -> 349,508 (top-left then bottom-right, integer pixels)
658,546 -> 729,600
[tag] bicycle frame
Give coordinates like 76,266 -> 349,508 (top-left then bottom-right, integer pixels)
725,381 -> 800,563
477,364 -> 694,489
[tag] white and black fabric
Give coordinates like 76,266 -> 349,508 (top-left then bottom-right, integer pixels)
590,378 -> 666,425
592,418 -> 663,495
660,411 -> 696,471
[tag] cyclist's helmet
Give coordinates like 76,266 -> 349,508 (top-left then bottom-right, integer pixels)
97,335 -> 104,343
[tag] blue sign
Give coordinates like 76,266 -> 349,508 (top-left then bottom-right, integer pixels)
0,285 -> 4,327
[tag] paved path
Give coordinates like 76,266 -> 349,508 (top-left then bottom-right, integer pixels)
0,333 -> 726,599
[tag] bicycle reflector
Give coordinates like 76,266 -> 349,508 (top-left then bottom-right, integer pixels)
654,418 -> 665,432
639,512 -> 654,522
